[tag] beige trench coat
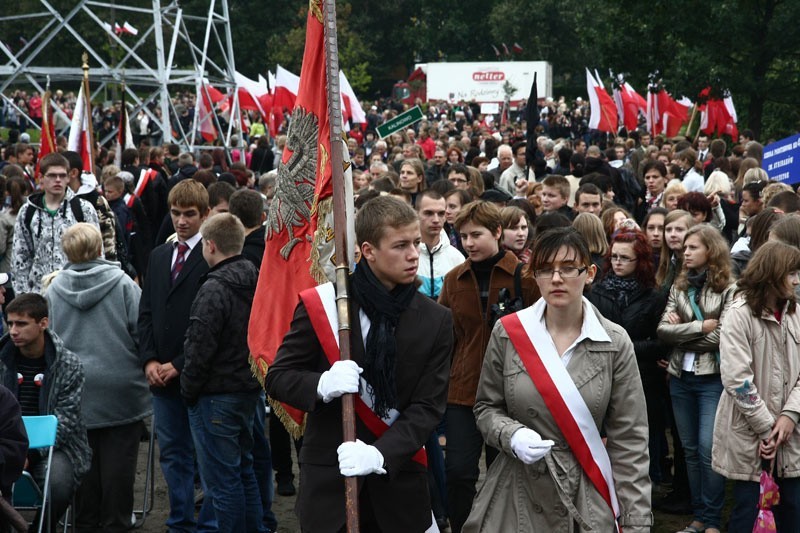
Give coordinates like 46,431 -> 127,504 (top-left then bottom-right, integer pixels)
713,298 -> 800,481
463,304 -> 652,533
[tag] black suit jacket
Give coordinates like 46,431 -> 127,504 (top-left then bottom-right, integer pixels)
138,240 -> 209,395
265,291 -> 453,533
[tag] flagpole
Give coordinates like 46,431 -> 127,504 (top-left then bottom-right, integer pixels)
686,103 -> 698,140
81,52 -> 97,175
322,1 -> 359,531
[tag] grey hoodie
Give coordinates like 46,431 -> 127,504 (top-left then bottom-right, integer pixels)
46,259 -> 151,429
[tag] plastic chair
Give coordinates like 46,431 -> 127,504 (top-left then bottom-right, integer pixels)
12,415 -> 58,533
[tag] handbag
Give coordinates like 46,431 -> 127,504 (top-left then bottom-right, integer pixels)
753,458 -> 780,533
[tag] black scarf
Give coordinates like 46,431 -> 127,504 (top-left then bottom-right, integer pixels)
599,272 -> 640,307
351,259 -> 417,418
687,269 -> 708,303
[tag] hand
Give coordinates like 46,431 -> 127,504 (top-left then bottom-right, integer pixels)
666,312 -> 682,325
760,438 -> 777,460
145,360 -> 165,387
510,427 -> 555,465
701,319 -> 719,334
317,360 -> 363,403
657,359 -> 669,369
159,362 -> 179,383
707,192 -> 720,208
769,415 -> 796,447
337,439 -> 386,476
514,178 -> 529,197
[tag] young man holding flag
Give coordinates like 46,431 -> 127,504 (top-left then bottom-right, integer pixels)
265,196 -> 453,532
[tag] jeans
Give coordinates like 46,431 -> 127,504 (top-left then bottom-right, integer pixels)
728,477 -> 800,533
188,392 -> 266,533
252,392 -> 278,531
445,405 -> 498,533
31,449 -> 76,531
670,372 -> 725,529
152,393 -> 216,533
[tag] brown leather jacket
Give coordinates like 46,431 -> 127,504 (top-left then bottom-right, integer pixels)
438,251 -> 540,406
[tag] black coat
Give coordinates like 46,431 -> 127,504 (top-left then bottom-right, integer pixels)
265,292 -> 453,533
588,282 -> 668,388
138,240 -> 209,396
0,384 -> 27,498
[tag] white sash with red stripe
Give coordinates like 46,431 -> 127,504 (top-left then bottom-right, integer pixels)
133,168 -> 156,198
123,193 -> 135,208
299,282 -> 427,467
501,306 -> 621,531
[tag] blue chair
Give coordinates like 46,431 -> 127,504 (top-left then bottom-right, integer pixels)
12,415 -> 58,533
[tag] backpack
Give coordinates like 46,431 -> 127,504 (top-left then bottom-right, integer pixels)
24,196 -> 84,238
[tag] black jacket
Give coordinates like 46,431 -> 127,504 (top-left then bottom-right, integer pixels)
180,256 -> 261,404
588,282 -> 668,387
138,240 -> 209,395
0,384 -> 27,498
242,226 -> 266,271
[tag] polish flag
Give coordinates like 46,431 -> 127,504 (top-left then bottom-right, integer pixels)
121,22 -> 138,36
273,64 -> 300,111
586,69 -> 618,133
614,82 -> 646,132
67,83 -> 94,174
195,80 -> 217,143
339,70 -> 366,125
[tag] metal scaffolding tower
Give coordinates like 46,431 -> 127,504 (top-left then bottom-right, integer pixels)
0,0 -> 237,150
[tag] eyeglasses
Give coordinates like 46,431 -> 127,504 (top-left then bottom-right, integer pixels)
610,254 -> 637,263
44,173 -> 68,181
449,178 -> 468,184
533,266 -> 587,279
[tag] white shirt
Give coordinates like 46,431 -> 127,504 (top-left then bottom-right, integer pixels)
171,232 -> 202,268
531,297 -> 612,367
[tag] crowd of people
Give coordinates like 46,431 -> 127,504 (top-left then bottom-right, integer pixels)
0,87 -> 797,533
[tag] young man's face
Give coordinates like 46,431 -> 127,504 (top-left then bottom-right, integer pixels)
170,204 -> 208,241
104,185 -> 123,202
460,220 -> 501,262
697,136 -> 709,151
42,165 -> 69,198
575,193 -> 602,216
18,148 -> 34,165
514,147 -> 526,167
361,222 -> 421,290
209,200 -> 229,216
540,185 -> 566,212
418,196 -> 446,242
7,312 -> 47,350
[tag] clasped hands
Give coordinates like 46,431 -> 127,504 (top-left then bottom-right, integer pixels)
760,414 -> 796,460
144,360 -> 178,387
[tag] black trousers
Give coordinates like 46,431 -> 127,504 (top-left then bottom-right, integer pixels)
444,404 -> 497,533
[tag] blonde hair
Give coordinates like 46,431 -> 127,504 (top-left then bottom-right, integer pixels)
704,170 -> 732,196
61,223 -> 103,264
572,212 -> 609,256
661,182 -> 687,209
761,182 -> 793,207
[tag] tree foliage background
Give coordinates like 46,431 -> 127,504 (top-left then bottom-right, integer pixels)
2,0 -> 798,140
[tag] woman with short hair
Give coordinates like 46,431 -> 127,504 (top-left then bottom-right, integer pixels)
45,223 -> 149,532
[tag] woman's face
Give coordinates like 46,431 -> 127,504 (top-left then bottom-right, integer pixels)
534,245 -> 595,309
683,234 -> 709,270
610,242 -> 638,278
645,213 -> 665,250
399,164 -> 421,191
477,160 -> 489,171
665,193 -> 681,211
353,173 -> 368,191
445,195 -> 463,225
665,218 -> 690,252
502,216 -> 529,252
448,151 -> 460,164
780,271 -> 800,300
613,210 -> 627,230
644,169 -> 666,196
690,210 -> 706,224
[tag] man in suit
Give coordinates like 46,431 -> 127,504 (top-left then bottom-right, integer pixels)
265,196 -> 453,533
138,179 -> 215,532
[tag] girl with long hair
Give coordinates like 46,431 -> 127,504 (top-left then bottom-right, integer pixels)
713,241 -> 800,532
656,210 -> 696,291
657,224 -> 736,533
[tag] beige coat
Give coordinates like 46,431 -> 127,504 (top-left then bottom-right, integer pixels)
463,304 -> 652,533
657,282 -> 737,377
712,298 -> 800,481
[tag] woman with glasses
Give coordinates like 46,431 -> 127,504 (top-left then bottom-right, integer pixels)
588,230 -> 669,485
463,227 -> 652,532
713,241 -> 800,533
657,224 -> 736,533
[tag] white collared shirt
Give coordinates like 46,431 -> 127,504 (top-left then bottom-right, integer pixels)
171,232 -> 203,268
532,296 -> 612,366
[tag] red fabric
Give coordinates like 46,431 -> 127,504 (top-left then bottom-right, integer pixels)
620,85 -> 646,132
657,90 -> 689,137
593,86 -> 618,134
248,6 -> 333,433
299,286 -> 427,467
196,84 -> 217,143
36,92 -> 56,179
501,312 -> 621,532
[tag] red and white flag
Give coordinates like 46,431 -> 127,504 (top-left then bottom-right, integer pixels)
647,85 -> 690,138
67,83 -> 93,174
35,90 -> 57,179
586,69 -> 618,134
613,82 -> 646,132
195,80 -> 217,143
121,21 -> 138,36
339,70 -> 366,125
113,92 -> 135,168
699,87 -> 738,140
248,4 -> 353,436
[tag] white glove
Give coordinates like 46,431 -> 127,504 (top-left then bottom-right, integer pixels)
510,427 -> 555,465
317,360 -> 363,403
337,439 -> 387,476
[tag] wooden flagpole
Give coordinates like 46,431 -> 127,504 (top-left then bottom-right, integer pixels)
322,1 -> 359,531
81,52 -> 97,175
